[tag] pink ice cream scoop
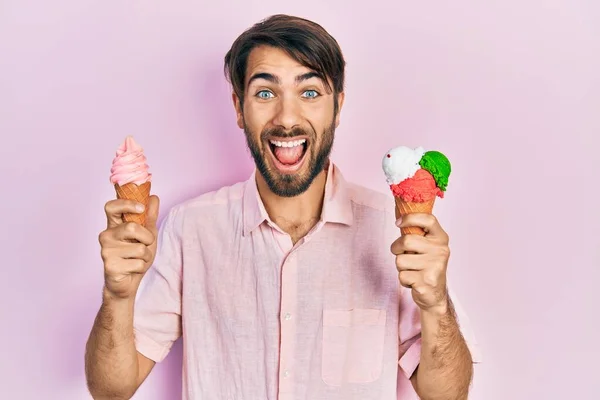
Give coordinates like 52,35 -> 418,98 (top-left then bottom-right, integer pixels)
110,136 -> 152,186
390,168 -> 444,202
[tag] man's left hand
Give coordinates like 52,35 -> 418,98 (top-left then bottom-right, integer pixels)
391,213 -> 450,314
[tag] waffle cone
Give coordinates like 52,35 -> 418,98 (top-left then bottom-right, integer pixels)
114,182 -> 151,226
394,196 -> 435,236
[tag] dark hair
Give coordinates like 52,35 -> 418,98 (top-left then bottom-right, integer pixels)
224,14 -> 346,107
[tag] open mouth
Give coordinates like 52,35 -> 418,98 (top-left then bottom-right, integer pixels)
268,138 -> 309,172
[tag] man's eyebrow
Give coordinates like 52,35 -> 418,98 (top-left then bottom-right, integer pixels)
295,71 -> 322,84
247,72 -> 280,87
247,71 -> 324,87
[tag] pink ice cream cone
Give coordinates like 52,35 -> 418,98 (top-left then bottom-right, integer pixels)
110,136 -> 152,226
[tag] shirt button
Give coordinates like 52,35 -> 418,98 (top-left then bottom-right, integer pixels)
284,313 -> 292,321
283,370 -> 290,378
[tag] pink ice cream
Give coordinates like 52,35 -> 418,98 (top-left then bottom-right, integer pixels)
109,136 -> 152,186
389,168 -> 444,202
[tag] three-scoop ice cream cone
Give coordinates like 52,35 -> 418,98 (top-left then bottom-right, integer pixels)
110,136 -> 152,226
382,146 -> 451,236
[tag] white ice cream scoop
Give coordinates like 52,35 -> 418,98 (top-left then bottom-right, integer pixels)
382,146 -> 425,185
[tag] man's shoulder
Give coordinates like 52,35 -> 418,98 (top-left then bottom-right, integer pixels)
167,180 -> 246,219
345,179 -> 395,216
343,178 -> 399,244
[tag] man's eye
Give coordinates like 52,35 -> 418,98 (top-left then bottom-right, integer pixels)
256,90 -> 274,99
302,90 -> 320,99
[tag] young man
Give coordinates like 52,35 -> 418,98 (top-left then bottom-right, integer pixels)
85,14 -> 481,400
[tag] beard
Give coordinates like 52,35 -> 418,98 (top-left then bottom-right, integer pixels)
243,117 -> 335,198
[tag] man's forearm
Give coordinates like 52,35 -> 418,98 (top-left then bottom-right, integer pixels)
414,296 -> 473,400
84,288 -> 140,400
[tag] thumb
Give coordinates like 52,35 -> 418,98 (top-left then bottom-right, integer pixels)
145,195 -> 160,235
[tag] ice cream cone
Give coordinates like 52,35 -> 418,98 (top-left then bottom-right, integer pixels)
394,196 -> 435,236
110,136 -> 152,227
382,145 -> 451,236
114,182 -> 151,226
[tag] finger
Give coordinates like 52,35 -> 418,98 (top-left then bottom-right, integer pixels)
398,270 -> 420,289
398,213 -> 447,241
395,254 -> 428,272
105,199 -> 146,229
145,195 -> 160,235
119,258 -> 149,274
390,234 -> 430,255
114,222 -> 156,245
104,258 -> 147,277
116,242 -> 154,263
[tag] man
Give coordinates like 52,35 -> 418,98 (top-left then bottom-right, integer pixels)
85,14 -> 481,400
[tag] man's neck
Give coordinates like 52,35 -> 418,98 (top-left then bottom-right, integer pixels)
255,165 -> 328,244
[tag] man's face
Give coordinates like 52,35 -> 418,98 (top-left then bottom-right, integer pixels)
233,46 -> 344,197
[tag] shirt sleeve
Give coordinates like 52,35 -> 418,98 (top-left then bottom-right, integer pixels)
396,285 -> 483,394
397,285 -> 422,380
133,207 -> 183,363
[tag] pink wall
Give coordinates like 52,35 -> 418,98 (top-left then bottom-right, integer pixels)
1,1 -> 599,399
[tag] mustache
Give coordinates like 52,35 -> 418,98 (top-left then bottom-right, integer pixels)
261,126 -> 313,141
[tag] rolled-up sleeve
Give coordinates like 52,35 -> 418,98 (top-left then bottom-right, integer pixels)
133,207 -> 183,363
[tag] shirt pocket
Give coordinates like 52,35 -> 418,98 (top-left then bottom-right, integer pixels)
321,308 -> 387,386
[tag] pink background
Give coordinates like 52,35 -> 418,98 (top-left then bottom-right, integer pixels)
1,1 -> 599,399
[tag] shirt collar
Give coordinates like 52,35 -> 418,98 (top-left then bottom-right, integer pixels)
242,161 -> 354,236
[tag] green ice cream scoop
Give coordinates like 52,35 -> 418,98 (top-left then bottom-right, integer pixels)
419,150 -> 451,191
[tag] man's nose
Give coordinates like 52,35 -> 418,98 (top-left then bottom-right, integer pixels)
272,96 -> 301,131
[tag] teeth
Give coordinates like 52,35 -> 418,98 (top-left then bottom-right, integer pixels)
269,139 -> 306,148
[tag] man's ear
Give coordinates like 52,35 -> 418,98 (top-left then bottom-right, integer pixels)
232,91 -> 244,129
335,91 -> 345,128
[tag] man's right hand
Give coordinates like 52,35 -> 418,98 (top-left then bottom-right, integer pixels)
99,195 -> 160,300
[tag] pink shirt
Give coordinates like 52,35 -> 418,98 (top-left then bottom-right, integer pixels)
133,162 -> 482,399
